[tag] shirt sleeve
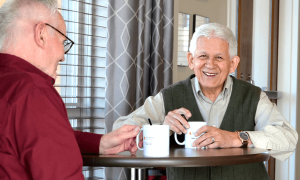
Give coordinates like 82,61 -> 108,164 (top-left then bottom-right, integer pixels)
113,92 -> 166,130
247,91 -> 298,161
73,130 -> 102,154
12,87 -> 85,179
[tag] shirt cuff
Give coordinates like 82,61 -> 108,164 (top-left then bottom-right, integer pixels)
247,131 -> 268,149
74,131 -> 102,154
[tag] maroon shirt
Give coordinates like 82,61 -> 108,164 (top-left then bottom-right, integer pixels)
0,53 -> 102,180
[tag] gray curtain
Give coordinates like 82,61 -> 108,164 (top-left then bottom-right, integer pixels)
105,0 -> 174,179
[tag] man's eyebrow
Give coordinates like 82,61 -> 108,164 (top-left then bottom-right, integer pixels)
194,51 -> 207,55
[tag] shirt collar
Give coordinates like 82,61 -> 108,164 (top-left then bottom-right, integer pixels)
0,53 -> 56,85
193,75 -> 233,98
223,75 -> 233,97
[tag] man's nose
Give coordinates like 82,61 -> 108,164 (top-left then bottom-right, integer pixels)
205,57 -> 215,68
60,55 -> 65,62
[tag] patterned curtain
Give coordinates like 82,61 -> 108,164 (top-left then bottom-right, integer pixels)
105,0 -> 174,179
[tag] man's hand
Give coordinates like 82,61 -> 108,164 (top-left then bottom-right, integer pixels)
99,125 -> 141,155
163,108 -> 192,134
192,126 -> 252,149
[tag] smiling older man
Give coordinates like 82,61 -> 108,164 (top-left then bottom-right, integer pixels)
113,23 -> 298,180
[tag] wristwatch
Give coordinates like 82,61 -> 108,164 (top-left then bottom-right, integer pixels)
236,131 -> 250,148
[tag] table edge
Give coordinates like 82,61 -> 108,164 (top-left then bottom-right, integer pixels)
83,152 -> 270,167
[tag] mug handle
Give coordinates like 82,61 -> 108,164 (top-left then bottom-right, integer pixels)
174,132 -> 185,145
136,128 -> 143,150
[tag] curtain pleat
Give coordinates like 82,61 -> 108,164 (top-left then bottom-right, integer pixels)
105,0 -> 174,179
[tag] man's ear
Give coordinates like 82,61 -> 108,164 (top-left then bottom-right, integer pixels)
229,55 -> 240,73
34,22 -> 47,50
187,52 -> 194,70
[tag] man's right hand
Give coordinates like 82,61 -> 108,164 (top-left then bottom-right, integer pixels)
99,125 -> 141,155
163,108 -> 192,134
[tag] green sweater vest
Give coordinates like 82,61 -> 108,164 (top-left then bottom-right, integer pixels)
161,75 -> 269,180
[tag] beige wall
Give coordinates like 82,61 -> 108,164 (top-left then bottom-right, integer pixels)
173,0 -> 228,83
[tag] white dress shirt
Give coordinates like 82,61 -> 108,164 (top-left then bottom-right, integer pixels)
113,76 -> 298,161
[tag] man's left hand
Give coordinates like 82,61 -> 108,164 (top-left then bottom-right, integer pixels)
192,126 -> 251,149
99,125 -> 142,155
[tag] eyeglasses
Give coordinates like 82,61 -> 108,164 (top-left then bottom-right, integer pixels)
45,23 -> 74,54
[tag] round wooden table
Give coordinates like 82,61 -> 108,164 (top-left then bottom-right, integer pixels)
82,147 -> 270,167
82,147 -> 270,180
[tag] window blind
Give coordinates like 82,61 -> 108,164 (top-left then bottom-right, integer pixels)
56,0 -> 107,179
177,12 -> 190,66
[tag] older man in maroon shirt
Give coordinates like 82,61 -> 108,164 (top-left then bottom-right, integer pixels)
0,0 -> 141,179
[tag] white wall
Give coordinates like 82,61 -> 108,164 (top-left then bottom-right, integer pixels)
296,21 -> 300,179
276,0 -> 299,179
252,0 -> 270,89
227,0 -> 237,38
173,0 -> 228,83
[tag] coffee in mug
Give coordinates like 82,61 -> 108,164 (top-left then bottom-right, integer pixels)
174,122 -> 207,148
136,125 -> 169,157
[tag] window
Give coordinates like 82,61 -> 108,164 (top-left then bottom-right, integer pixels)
193,14 -> 209,33
57,0 -> 108,178
177,12 -> 190,66
177,13 -> 209,67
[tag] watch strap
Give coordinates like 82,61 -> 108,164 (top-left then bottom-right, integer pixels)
236,131 -> 249,148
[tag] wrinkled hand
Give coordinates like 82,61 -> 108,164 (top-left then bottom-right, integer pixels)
163,108 -> 192,134
99,125 -> 142,155
192,126 -> 242,149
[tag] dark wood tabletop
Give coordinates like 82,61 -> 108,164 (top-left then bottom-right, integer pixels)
82,147 -> 270,167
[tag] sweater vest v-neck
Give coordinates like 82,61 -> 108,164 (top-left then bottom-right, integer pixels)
161,74 -> 269,180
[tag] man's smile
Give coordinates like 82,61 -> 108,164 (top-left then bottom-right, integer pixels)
203,71 -> 218,77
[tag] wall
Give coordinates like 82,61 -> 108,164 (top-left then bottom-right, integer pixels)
173,0 -> 228,83
296,5 -> 300,177
276,1 -> 299,179
252,0 -> 270,89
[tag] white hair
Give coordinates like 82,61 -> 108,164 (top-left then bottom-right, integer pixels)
0,0 -> 58,52
189,23 -> 237,58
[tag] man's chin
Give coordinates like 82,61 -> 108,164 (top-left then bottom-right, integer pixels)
199,83 -> 222,91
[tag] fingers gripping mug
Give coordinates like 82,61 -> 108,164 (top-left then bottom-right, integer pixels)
136,125 -> 170,157
174,122 -> 207,148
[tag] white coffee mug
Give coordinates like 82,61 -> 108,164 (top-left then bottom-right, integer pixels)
174,121 -> 207,148
136,125 -> 170,157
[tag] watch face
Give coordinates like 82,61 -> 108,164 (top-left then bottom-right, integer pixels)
240,132 -> 249,140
